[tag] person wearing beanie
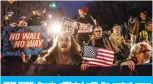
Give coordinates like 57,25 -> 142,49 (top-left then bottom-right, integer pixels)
75,7 -> 95,47
76,7 -> 94,25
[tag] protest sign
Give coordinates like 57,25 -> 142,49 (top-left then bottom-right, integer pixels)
2,26 -> 49,56
9,32 -> 43,48
28,26 -> 49,49
62,17 -> 93,35
78,23 -> 93,33
62,17 -> 79,35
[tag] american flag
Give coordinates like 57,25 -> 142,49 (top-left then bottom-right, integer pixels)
83,46 -> 114,67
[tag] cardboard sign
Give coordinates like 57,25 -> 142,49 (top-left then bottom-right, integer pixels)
78,23 -> 93,33
62,17 -> 93,34
62,17 -> 79,35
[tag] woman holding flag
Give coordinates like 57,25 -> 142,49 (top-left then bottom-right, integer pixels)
81,26 -> 136,71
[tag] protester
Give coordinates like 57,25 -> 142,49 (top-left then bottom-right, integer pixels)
139,20 -> 152,44
17,20 -> 42,63
88,26 -> 119,52
36,32 -> 82,65
2,20 -> 41,63
75,7 -> 95,47
2,22 -> 20,57
109,24 -> 126,49
41,9 -> 48,21
1,3 -> 152,76
128,11 -> 150,45
109,24 -> 131,59
120,42 -> 152,71
28,8 -> 44,26
128,17 -> 140,46
18,20 -> 28,27
81,26 -> 140,71
130,42 -> 152,64
81,26 -> 120,71
1,20 -> 28,63
76,7 -> 95,25
109,25 -> 130,49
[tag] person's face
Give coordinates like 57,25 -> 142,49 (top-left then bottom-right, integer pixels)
113,26 -> 121,34
140,13 -> 146,19
136,52 -> 145,64
141,45 -> 151,57
78,9 -> 85,16
32,10 -> 39,15
19,20 -> 27,27
136,45 -> 150,64
93,27 -> 103,38
32,10 -> 36,15
147,23 -> 152,31
58,34 -> 71,53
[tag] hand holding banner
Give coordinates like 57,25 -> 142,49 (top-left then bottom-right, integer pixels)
9,32 -> 43,48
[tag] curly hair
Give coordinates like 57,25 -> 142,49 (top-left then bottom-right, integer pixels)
130,42 -> 152,57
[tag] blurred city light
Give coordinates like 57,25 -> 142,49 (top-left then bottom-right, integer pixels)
48,14 -> 52,18
5,16 -> 9,20
8,0 -> 15,4
48,22 -> 61,35
49,2 -> 57,8
8,11 -> 14,14
8,14 -> 12,17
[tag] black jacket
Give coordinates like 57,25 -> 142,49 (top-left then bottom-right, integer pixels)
75,15 -> 95,25
28,15 -> 43,26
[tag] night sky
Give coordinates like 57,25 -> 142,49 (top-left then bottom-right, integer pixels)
58,1 -> 88,18
1,1 -> 152,28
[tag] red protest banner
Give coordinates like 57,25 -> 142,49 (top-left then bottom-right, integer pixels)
9,32 -> 44,48
78,23 -> 93,33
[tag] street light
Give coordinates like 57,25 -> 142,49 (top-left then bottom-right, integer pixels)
8,0 -> 15,4
5,16 -> 9,20
8,11 -> 14,15
49,2 -> 57,8
8,13 -> 12,17
48,14 -> 52,19
4,15 -> 10,25
48,22 -> 61,35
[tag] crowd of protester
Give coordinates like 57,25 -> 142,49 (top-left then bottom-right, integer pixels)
1,7 -> 152,72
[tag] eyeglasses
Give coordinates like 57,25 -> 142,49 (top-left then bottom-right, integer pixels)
139,50 -> 150,53
94,30 -> 102,33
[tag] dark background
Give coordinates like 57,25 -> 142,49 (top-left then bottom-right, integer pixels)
1,1 -> 152,30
